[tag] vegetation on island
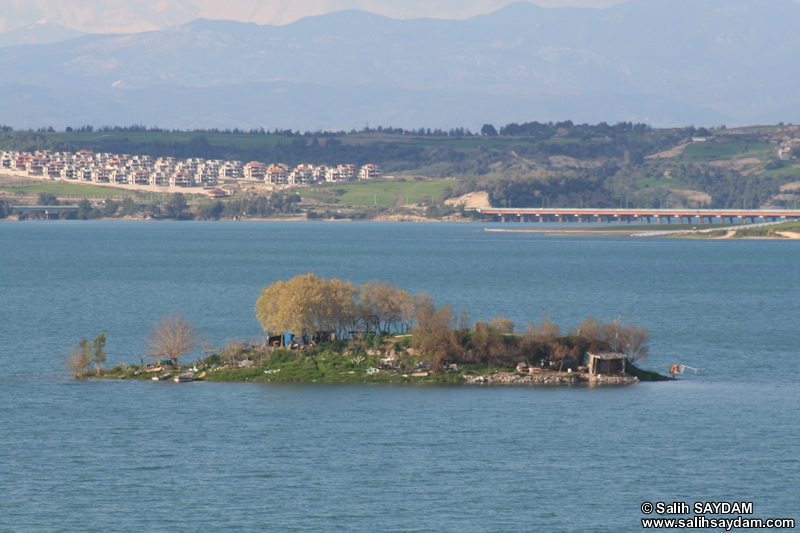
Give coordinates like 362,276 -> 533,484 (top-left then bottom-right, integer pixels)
73,275 -> 668,384
64,333 -> 106,377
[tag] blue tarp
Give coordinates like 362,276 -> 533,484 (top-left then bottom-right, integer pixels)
280,331 -> 308,347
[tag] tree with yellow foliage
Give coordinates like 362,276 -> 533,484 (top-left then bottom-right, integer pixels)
255,274 -> 358,341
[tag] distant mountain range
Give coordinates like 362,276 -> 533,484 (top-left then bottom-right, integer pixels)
0,0 -> 540,34
0,21 -> 85,47
2,0 -> 799,130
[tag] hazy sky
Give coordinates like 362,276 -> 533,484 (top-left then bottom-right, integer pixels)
1,0 -> 630,34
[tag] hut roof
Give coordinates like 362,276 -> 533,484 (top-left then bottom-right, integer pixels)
587,351 -> 627,360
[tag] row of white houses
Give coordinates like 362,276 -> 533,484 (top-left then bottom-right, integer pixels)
0,150 -> 383,187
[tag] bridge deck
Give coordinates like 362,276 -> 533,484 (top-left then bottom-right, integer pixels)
477,207 -> 800,223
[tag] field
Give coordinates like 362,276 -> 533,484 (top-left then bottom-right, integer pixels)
301,179 -> 454,207
759,164 -> 800,178
683,141 -> 774,159
0,180 -> 136,197
633,175 -> 689,191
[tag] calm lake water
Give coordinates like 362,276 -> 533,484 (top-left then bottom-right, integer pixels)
1,221 -> 798,531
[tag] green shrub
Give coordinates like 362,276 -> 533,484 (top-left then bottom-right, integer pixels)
204,354 -> 222,366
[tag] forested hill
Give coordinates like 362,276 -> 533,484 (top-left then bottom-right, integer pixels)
1,121 -> 799,210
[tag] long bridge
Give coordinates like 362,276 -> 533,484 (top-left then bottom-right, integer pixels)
476,207 -> 800,225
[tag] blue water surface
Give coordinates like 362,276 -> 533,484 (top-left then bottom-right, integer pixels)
0,221 -> 797,531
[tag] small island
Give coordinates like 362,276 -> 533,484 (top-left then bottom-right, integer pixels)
69,274 -> 670,385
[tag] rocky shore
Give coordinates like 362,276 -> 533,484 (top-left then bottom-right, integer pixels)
464,371 -> 638,385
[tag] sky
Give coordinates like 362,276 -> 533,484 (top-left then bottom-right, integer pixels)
0,0 -> 630,34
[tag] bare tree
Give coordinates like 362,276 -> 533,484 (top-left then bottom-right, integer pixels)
598,315 -> 650,363
526,313 -> 561,339
147,312 -> 198,366
64,334 -> 107,376
65,339 -> 92,378
488,316 -> 515,334
618,321 -> 650,363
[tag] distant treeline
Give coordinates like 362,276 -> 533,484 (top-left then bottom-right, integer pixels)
0,122 -> 685,175
12,119 -> 654,139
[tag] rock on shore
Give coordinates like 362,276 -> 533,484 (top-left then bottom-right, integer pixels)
464,372 -> 638,385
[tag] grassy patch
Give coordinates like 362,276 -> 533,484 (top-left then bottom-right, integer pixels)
731,221 -> 800,237
542,137 -> 612,145
758,164 -> 800,179
633,176 -> 688,190
625,362 -> 673,381
302,179 -> 453,207
0,181 -> 136,197
683,142 -> 773,159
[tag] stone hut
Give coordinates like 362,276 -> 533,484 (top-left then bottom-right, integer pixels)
586,352 -> 627,376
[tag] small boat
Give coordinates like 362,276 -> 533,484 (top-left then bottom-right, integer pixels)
194,371 -> 206,380
151,372 -> 171,381
173,371 -> 195,383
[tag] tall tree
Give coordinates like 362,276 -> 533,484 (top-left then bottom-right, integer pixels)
92,333 -> 106,374
77,199 -> 95,219
255,274 -> 326,342
37,193 -> 59,206
164,193 -> 188,219
357,281 -> 409,334
119,197 -> 138,217
318,277 -> 357,340
401,291 -> 434,333
65,339 -> 92,378
147,313 -> 197,366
